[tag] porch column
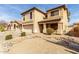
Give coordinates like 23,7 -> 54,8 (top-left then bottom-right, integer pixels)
11,23 -> 14,30
57,23 -> 63,34
43,23 -> 47,33
21,24 -> 24,32
22,24 -> 24,29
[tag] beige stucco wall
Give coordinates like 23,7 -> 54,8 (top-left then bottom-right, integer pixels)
23,10 -> 34,22
10,22 -> 18,30
33,10 -> 45,33
59,8 -> 68,34
47,9 -> 61,20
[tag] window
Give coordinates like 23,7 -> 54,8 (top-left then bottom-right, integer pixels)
30,12 -> 32,19
51,10 -> 59,16
23,17 -> 25,21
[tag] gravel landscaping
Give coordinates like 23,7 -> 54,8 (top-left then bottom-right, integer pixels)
0,30 -> 79,54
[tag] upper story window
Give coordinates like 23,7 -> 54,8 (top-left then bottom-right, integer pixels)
23,16 -> 25,21
51,10 -> 59,16
30,12 -> 32,19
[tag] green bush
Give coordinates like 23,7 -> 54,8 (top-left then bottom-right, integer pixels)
47,28 -> 55,35
0,25 -> 5,32
5,35 -> 13,40
21,32 -> 26,36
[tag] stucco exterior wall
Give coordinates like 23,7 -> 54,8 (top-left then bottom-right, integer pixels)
23,10 -> 34,22
59,8 -> 68,33
33,10 -> 45,33
22,9 -> 45,33
11,22 -> 18,30
47,9 -> 61,20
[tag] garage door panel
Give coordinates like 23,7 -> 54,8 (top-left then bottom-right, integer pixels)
23,25 -> 33,33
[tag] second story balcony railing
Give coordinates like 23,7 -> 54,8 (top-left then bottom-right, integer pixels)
43,15 -> 61,21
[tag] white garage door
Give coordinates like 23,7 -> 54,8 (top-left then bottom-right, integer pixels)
23,25 -> 33,33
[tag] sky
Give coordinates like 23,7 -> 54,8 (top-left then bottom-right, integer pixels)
0,4 -> 79,25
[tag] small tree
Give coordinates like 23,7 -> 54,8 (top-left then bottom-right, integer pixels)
74,26 -> 79,36
5,35 -> 13,40
47,27 -> 55,35
0,25 -> 5,32
21,32 -> 26,36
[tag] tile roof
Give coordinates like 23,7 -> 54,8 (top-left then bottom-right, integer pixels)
21,7 -> 46,15
47,5 -> 67,12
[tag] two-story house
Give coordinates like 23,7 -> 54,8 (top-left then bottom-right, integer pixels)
7,5 -> 69,34
20,5 -> 69,34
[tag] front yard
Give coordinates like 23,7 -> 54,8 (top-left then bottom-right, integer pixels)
0,30 -> 79,54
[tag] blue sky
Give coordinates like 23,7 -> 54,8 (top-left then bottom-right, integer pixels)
0,4 -> 79,25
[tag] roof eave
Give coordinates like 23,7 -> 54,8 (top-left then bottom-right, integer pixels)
47,5 -> 67,12
21,7 -> 46,16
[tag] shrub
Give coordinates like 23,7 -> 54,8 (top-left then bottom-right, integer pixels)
5,35 -> 12,40
74,26 -> 79,32
47,28 -> 55,35
67,26 -> 79,37
73,26 -> 79,37
0,25 -> 5,32
21,32 -> 26,36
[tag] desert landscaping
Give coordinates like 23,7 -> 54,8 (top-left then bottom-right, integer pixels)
0,29 -> 79,54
